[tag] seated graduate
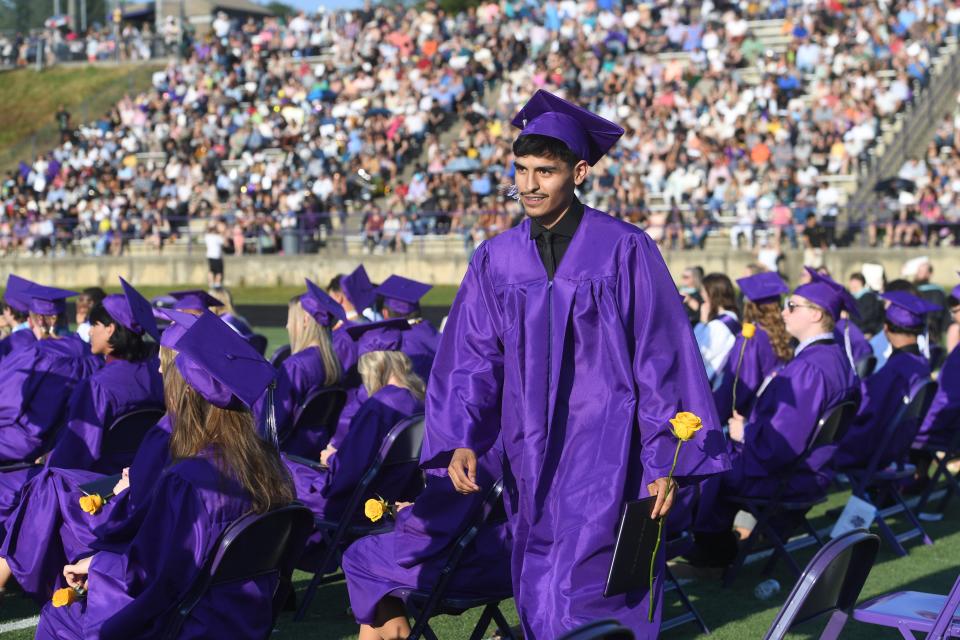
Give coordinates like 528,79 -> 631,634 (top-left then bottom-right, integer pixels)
167,288 -> 225,315
0,309 -> 188,602
912,333 -> 960,487
945,285 -> 960,354
0,275 -> 38,359
341,442 -> 511,640
35,311 -> 295,640
690,268 -> 859,565
693,273 -> 739,383
374,275 -> 440,383
259,279 -> 343,457
208,287 -> 255,338
835,291 -> 938,470
836,312 -> 873,369
0,284 -> 102,465
712,272 -> 792,423
868,279 -> 925,371
285,319 -> 425,566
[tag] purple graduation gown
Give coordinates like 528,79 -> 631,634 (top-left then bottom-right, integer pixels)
0,336 -> 101,463
0,328 -> 36,360
258,347 -> 334,457
0,416 -> 173,601
420,209 -> 730,638
404,319 -> 440,382
341,444 -> 511,625
220,312 -> 253,338
914,344 -> 960,449
35,451 -> 276,640
836,347 -> 930,469
837,318 -> 872,365
697,339 -> 858,533
712,325 -> 784,423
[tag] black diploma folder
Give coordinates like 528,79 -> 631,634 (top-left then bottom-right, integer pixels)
604,496 -> 659,598
79,474 -> 122,498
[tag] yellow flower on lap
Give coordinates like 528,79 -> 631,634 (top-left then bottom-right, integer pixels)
364,497 -> 389,523
51,588 -> 78,608
669,411 -> 703,441
79,494 -> 104,515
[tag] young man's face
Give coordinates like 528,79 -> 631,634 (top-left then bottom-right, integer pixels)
514,155 -> 588,222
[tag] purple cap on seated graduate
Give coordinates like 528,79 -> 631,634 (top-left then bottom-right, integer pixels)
102,277 -> 161,342
4,275 -> 34,314
340,265 -> 377,313
169,289 -> 224,312
173,311 -> 275,410
374,275 -> 432,316
510,90 -> 624,166
346,318 -> 410,356
158,308 -> 199,349
736,272 -> 788,305
881,291 -> 941,329
300,278 -> 346,327
793,267 -> 860,322
25,283 -> 77,316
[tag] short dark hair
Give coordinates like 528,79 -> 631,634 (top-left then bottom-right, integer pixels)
80,287 -> 107,304
948,295 -> 960,308
885,279 -> 917,294
326,275 -> 344,295
849,273 -> 866,286
885,320 -> 923,336
512,134 -> 580,168
2,302 -> 27,323
88,303 -> 150,361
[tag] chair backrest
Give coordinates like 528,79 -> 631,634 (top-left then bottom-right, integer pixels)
102,408 -> 165,457
555,619 -> 636,640
855,355 -> 877,379
165,503 -> 315,639
282,387 -> 346,448
863,379 -> 937,475
270,344 -> 292,368
248,334 -> 268,356
810,401 -> 859,450
929,344 -> 948,372
763,530 -> 880,640
927,574 -> 960,640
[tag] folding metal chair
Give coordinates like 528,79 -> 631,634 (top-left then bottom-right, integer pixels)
294,414 -> 426,620
723,401 -> 858,587
855,355 -> 877,379
763,529 -> 880,640
279,387 -> 346,451
917,427 -> 960,518
853,573 -> 960,639
101,407 -> 165,462
270,344 -> 292,368
556,619 -> 635,640
663,532 -> 710,634
163,503 -> 315,639
842,380 -> 937,556
388,480 -> 516,640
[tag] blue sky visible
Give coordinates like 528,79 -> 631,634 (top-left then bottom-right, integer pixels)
258,0 -> 366,10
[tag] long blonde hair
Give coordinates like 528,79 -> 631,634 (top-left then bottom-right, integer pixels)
287,297 -> 341,386
207,288 -> 236,315
744,300 -> 794,363
167,358 -> 295,513
358,350 -> 425,400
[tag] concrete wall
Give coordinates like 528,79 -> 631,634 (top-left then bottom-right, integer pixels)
0,246 -> 957,289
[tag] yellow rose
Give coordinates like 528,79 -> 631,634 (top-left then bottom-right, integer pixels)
669,412 -> 704,442
742,322 -> 757,339
51,587 -> 77,608
364,497 -> 389,523
79,494 -> 104,516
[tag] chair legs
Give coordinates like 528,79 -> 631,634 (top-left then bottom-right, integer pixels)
663,567 -> 710,634
857,482 -> 933,557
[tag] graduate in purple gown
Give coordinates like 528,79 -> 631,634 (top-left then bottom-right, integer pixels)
0,275 -> 37,360
0,284 -> 101,464
914,342 -> 960,450
208,287 -> 255,338
713,272 -> 792,423
168,288 -> 224,314
35,311 -> 295,640
837,316 -> 873,367
421,90 -> 730,638
341,442 -> 511,640
260,279 -> 343,457
694,273 -> 741,383
691,268 -> 859,564
286,319 -> 425,567
375,275 -> 440,383
836,291 -> 937,470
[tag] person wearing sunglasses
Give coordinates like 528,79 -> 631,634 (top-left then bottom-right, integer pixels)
688,268 -> 859,567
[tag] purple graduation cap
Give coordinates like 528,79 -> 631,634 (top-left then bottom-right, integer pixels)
102,277 -> 161,341
340,265 -> 377,313
510,90 -> 624,166
346,318 -> 410,356
880,291 -> 941,329
158,308 -> 198,349
737,272 -> 789,305
3,275 -> 34,314
301,278 -> 346,327
25,283 -> 77,316
794,267 -> 860,321
375,275 -> 432,316
169,289 -> 225,312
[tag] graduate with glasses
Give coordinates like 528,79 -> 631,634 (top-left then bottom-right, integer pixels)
690,268 -> 859,566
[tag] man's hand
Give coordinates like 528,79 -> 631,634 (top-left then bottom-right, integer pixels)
448,448 -> 480,494
647,477 -> 678,519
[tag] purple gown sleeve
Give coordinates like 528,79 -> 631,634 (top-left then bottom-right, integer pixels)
919,347 -> 960,444
422,247 -> 505,468
617,234 -> 729,485
323,400 -> 392,501
45,378 -> 109,471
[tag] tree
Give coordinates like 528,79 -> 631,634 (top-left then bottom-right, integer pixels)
265,1 -> 296,20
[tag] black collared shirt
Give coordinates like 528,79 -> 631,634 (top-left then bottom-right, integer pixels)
529,199 -> 585,280
891,343 -> 921,357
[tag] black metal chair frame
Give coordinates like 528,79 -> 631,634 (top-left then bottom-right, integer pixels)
662,531 -> 710,634
101,407 -> 166,458
294,414 -> 426,621
280,387 -> 346,450
722,401 -> 858,587
855,355 -> 877,379
916,426 -> 960,517
556,619 -> 636,640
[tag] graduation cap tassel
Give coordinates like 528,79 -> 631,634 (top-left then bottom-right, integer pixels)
844,322 -> 856,371
922,328 -> 931,361
266,380 -> 279,451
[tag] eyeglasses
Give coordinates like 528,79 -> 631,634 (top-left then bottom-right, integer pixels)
784,300 -> 817,313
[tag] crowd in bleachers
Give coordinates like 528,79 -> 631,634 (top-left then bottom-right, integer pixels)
3,0 -> 960,257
